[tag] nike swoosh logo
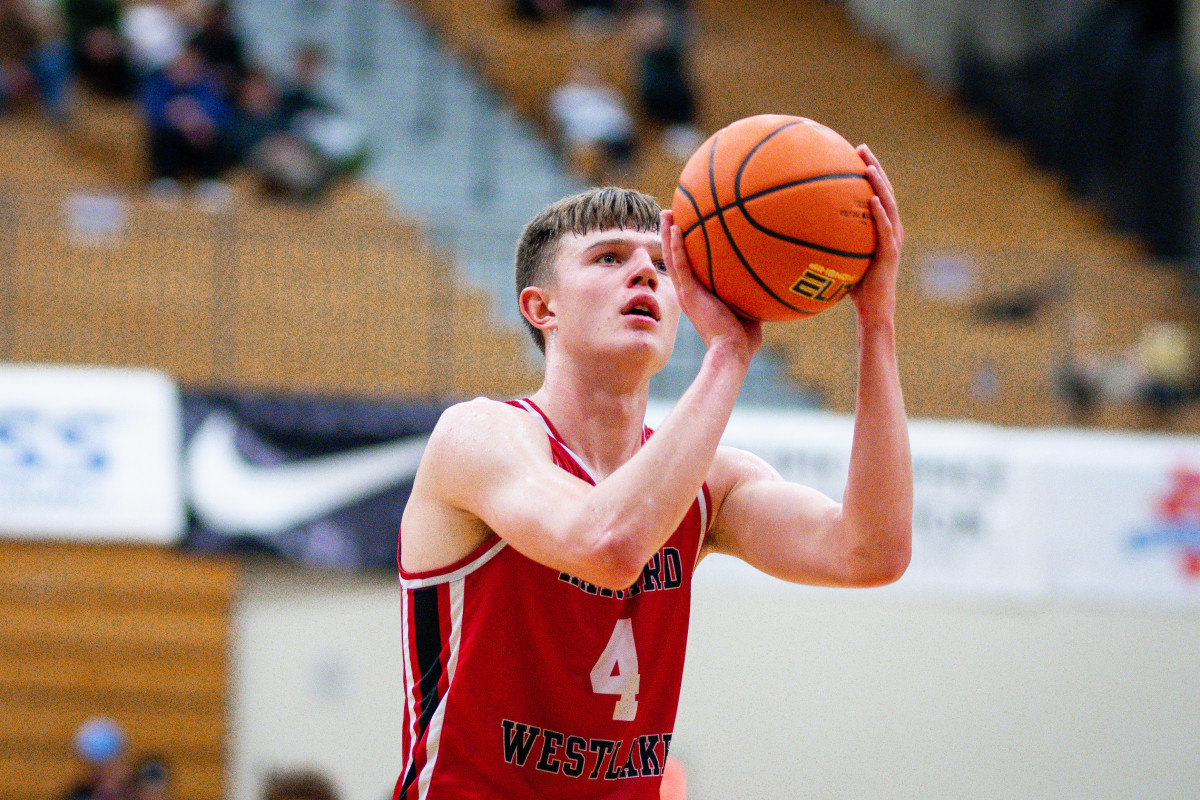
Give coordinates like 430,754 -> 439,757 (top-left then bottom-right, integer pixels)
185,411 -> 428,534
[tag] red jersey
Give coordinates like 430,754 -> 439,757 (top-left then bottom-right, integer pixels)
394,398 -> 711,800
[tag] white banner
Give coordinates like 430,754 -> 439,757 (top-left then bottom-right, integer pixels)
649,402 -> 1200,607
0,364 -> 184,543
1020,429 -> 1200,607
709,407 -> 1045,600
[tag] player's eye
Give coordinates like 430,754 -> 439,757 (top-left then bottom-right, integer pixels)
654,260 -> 667,273
598,252 -> 619,265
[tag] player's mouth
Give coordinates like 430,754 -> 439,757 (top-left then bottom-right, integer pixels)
621,294 -> 661,322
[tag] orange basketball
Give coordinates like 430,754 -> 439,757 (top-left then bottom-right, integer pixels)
671,114 -> 877,322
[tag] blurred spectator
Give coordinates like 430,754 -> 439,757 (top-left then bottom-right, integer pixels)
1133,319 -> 1195,425
130,755 -> 171,800
139,43 -> 232,203
230,66 -> 329,201
0,0 -> 70,122
548,63 -> 635,182
262,769 -> 340,800
510,0 -> 564,23
60,718 -> 132,800
228,66 -> 285,159
278,43 -> 328,125
189,0 -> 245,100
1054,308 -> 1105,425
275,44 -> 369,193
64,0 -> 132,96
1055,352 -> 1105,425
120,0 -> 186,77
630,2 -> 703,160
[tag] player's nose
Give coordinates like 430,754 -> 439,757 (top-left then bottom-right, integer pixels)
627,250 -> 659,290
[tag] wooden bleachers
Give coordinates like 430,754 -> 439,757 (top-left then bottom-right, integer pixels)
0,103 -> 541,401
0,80 -> 540,800
0,538 -> 237,800
408,0 -> 1199,431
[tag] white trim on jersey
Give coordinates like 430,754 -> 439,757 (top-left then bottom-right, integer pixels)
695,486 -> 710,568
415,578 -> 465,800
514,398 -> 602,482
399,582 -> 420,782
513,397 -> 649,485
400,537 -> 508,590
516,396 -> 708,563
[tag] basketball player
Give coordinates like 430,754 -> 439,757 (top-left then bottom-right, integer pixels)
394,146 -> 911,799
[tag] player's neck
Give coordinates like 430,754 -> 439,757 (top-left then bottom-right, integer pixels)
531,362 -> 650,481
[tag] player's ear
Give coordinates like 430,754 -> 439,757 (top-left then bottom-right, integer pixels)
520,285 -> 556,339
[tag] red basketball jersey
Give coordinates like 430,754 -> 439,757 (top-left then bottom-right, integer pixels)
394,398 -> 711,800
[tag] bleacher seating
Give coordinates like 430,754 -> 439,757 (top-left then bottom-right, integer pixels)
0,539 -> 237,800
406,0 -> 1199,432
0,102 -> 540,401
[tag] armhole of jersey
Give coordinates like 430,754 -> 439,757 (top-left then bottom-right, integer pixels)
695,482 -> 713,569
399,532 -> 507,589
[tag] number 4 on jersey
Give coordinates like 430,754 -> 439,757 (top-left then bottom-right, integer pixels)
590,618 -> 640,721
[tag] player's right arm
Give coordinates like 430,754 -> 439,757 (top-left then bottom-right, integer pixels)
402,350 -> 756,591
402,358 -> 735,589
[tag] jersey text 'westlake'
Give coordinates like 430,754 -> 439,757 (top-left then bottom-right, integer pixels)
501,719 -> 673,781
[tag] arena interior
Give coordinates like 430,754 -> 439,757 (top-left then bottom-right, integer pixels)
2,1 -> 1199,799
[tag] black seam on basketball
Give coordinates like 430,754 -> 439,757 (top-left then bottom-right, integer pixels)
731,121 -> 875,259
680,173 -> 870,240
705,130 -> 722,296
704,122 -> 807,316
735,191 -> 875,260
675,183 -> 714,300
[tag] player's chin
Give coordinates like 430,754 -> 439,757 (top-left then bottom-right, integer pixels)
612,328 -> 674,366
639,331 -> 678,370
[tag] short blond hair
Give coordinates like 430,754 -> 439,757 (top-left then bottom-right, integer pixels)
515,187 -> 661,352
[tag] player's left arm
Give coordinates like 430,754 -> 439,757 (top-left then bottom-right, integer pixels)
705,146 -> 913,587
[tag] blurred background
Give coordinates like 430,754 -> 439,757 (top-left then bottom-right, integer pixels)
2,0 -> 1200,798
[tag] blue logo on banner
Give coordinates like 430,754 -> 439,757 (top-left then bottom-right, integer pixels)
1124,465 -> 1200,579
0,409 -> 113,486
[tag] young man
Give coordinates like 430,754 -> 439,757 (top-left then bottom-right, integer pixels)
394,146 -> 911,800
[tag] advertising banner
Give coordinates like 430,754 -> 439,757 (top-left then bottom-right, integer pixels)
0,364 -> 184,543
6,367 -> 1194,606
1020,430 -> 1200,607
680,404 -> 1047,601
181,391 -> 446,571
666,402 -> 1200,608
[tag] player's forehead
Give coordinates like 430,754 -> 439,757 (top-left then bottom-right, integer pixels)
559,227 -> 662,258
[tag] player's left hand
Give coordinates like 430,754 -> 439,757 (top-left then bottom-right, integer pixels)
850,145 -> 903,327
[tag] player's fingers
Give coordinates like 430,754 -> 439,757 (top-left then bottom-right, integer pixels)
860,147 -> 900,222
663,223 -> 692,294
858,144 -> 896,200
870,195 -> 899,261
660,211 -> 683,273
865,164 -> 902,247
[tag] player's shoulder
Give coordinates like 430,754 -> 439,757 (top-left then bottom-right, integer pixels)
425,397 -> 549,465
707,444 -> 782,502
434,398 -> 542,434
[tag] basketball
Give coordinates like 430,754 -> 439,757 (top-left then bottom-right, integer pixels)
671,114 -> 877,321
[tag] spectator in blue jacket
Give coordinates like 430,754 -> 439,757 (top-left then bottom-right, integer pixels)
139,42 -> 232,200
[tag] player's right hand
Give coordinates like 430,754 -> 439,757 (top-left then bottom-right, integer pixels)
660,209 -> 762,364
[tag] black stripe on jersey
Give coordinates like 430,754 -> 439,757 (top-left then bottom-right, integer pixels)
400,585 -> 444,796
